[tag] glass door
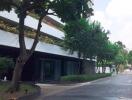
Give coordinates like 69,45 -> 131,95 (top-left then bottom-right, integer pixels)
44,61 -> 54,80
40,60 -> 55,82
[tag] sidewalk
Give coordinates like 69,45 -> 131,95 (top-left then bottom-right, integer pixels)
35,76 -> 112,100
35,82 -> 91,100
122,69 -> 132,74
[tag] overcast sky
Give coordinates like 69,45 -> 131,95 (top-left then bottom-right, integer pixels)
92,0 -> 132,50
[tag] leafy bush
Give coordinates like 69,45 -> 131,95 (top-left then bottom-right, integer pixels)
0,57 -> 14,79
0,57 -> 14,70
61,73 -> 112,83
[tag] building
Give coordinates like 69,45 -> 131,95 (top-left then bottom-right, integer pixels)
0,10 -> 96,82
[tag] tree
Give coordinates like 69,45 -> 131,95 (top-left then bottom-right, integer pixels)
63,19 -> 108,58
0,0 -> 14,11
0,0 -> 93,91
63,19 -> 109,74
97,42 -> 119,73
114,41 -> 128,73
115,41 -> 126,49
97,40 -> 128,74
114,52 -> 126,73
128,50 -> 132,67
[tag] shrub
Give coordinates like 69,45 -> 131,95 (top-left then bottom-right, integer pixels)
61,73 -> 112,83
0,57 -> 14,70
0,57 -> 14,79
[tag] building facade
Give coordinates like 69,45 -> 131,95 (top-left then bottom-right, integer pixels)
0,10 -> 96,82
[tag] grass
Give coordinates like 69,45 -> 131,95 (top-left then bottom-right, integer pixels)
61,73 -> 112,83
0,82 -> 36,93
0,82 -> 9,92
20,83 -> 37,93
0,81 -> 38,100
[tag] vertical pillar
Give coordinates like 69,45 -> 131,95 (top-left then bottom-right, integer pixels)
83,60 -> 96,74
67,61 -> 74,75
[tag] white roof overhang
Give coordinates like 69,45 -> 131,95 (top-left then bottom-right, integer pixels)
0,10 -> 64,40
0,29 -> 78,58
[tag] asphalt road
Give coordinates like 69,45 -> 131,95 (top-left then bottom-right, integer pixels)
43,73 -> 132,100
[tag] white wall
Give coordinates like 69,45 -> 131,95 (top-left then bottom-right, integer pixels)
95,67 -> 111,73
0,10 -> 64,39
0,29 -> 78,58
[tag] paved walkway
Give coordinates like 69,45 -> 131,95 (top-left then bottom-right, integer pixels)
35,77 -> 113,100
36,81 -> 92,100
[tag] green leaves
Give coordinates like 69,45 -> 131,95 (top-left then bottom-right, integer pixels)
0,0 -> 13,11
0,57 -> 14,70
113,41 -> 128,68
0,0 -> 93,23
51,0 -> 93,22
63,19 -> 109,59
127,51 -> 132,65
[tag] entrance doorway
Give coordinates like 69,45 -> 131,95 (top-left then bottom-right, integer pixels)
40,59 -> 55,82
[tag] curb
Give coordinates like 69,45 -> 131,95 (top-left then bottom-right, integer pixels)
70,75 -> 112,87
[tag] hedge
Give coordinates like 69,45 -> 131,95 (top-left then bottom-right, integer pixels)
61,73 -> 112,83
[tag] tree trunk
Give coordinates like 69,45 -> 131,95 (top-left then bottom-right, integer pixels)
82,59 -> 87,74
8,12 -> 45,92
99,67 -> 101,74
96,62 -> 101,73
102,67 -> 106,73
78,51 -> 82,74
78,60 -> 82,74
102,67 -> 104,73
116,65 -> 119,74
101,61 -> 106,73
104,67 -> 106,73
7,6 -> 27,92
9,56 -> 27,92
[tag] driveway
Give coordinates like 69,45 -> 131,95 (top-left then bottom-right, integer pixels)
37,72 -> 132,100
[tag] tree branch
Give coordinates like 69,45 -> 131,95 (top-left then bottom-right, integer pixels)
28,15 -> 45,56
18,8 -> 27,56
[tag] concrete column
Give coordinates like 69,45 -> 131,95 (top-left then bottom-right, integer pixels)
83,60 -> 96,74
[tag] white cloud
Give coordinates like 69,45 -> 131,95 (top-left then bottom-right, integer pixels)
109,21 -> 132,50
106,0 -> 132,50
106,0 -> 132,18
91,11 -> 112,30
93,0 -> 132,50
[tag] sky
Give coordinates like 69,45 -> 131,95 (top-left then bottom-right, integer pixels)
92,0 -> 132,50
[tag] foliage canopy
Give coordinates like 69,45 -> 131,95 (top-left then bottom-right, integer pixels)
63,19 -> 109,59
